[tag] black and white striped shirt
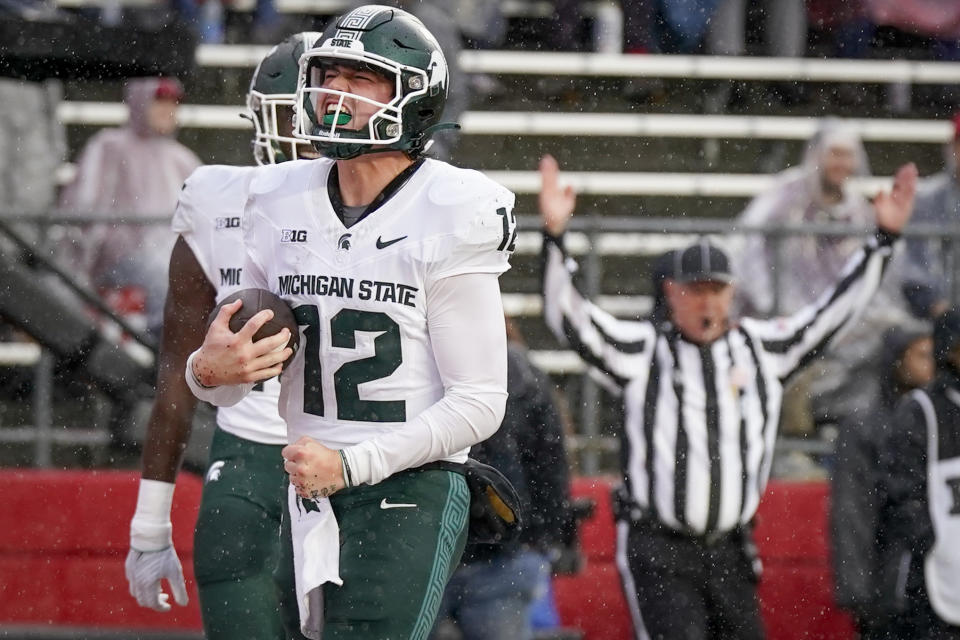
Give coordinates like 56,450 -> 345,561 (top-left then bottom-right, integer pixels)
542,231 -> 897,536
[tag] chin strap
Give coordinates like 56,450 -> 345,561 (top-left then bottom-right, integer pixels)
411,121 -> 461,157
422,121 -> 461,136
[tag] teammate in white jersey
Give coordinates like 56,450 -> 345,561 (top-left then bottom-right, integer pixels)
187,6 -> 515,639
125,33 -> 319,639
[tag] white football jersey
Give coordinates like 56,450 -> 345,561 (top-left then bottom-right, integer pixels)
241,157 -> 516,451
172,164 -> 287,445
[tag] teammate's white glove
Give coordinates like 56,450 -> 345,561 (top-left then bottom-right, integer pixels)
125,546 -> 188,611
126,479 -> 188,611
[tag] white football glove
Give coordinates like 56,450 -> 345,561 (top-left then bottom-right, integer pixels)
126,479 -> 188,611
125,546 -> 188,611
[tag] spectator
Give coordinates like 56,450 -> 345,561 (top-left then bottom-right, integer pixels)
170,0 -> 286,44
830,325 -> 934,640
701,0 -> 807,164
904,112 -> 960,320
0,77 -> 64,223
544,0 -> 584,51
866,0 -> 960,56
0,0 -> 64,228
59,77 -> 201,338
806,0 -> 876,107
0,75 -> 65,342
445,0 -> 505,49
732,121 -> 914,431
880,309 -> 960,638
705,0 -> 807,64
431,319 -> 575,640
734,121 -> 872,316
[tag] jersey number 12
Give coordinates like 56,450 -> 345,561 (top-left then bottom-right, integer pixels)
292,305 -> 405,423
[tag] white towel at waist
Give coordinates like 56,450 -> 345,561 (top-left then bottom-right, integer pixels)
288,484 -> 343,640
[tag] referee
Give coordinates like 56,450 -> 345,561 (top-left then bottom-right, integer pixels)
537,155 -> 918,640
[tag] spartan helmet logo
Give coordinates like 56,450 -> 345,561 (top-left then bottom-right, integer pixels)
337,233 -> 353,251
427,50 -> 447,94
206,460 -> 225,483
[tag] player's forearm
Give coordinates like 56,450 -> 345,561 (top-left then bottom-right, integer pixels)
141,345 -> 203,481
343,271 -> 508,485
140,401 -> 196,482
342,387 -> 507,486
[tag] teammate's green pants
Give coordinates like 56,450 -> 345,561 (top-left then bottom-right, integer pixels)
276,468 -> 470,640
193,429 -> 304,640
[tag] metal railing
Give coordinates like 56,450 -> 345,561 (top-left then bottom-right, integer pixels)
4,213 -> 959,474
0,217 -> 156,467
57,102 -> 956,142
187,44 -> 960,84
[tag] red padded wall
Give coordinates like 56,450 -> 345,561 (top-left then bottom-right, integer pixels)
0,470 -> 203,629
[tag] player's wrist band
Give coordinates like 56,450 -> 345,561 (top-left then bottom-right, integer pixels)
339,450 -> 355,488
130,479 -> 176,551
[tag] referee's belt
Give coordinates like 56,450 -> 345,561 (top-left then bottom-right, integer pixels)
611,486 -> 743,546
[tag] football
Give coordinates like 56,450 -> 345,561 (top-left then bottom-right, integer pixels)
208,288 -> 300,367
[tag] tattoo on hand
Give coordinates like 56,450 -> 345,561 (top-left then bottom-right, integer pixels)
309,484 -> 338,500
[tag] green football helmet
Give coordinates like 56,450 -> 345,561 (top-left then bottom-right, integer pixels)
247,31 -> 323,165
294,5 -> 450,160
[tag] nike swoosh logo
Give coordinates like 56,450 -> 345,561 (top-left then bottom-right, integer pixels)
380,499 -> 417,509
376,235 -> 407,249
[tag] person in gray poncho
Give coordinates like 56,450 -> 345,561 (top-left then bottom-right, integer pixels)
732,121 -> 914,432
59,77 -> 201,337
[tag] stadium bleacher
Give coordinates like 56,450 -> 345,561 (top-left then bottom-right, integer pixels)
17,33 -> 960,468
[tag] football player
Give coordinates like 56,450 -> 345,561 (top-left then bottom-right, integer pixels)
124,32 -> 320,639
186,5 -> 515,639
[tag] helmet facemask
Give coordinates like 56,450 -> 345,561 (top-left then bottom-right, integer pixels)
244,31 -> 324,165
248,90 -> 305,165
295,49 -> 432,160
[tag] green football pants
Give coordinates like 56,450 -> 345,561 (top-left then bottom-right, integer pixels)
193,428 -> 304,640
276,468 -> 470,640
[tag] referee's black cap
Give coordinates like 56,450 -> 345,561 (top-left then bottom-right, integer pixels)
671,239 -> 734,284
934,308 -> 960,366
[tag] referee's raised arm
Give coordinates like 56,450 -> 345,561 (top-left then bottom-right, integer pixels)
538,155 -> 655,390
744,162 -> 919,382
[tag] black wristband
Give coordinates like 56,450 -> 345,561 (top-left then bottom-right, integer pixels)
875,226 -> 901,247
542,228 -> 566,249
339,450 -> 354,488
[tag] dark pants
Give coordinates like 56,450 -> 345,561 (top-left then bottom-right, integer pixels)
885,572 -> 960,640
617,518 -> 764,640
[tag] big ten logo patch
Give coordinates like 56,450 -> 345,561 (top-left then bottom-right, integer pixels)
281,229 -> 308,243
216,216 -> 241,230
